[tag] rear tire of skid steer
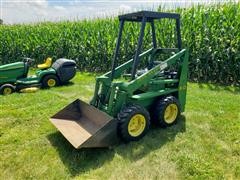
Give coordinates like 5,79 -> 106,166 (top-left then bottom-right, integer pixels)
117,104 -> 150,142
0,84 -> 15,95
151,96 -> 180,128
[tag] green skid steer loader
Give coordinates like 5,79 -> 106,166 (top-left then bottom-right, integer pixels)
50,11 -> 189,149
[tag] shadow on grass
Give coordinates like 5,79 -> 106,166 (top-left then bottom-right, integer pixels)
115,115 -> 186,161
198,82 -> 240,94
39,82 -> 75,92
48,132 -> 115,176
47,115 -> 186,177
60,81 -> 75,87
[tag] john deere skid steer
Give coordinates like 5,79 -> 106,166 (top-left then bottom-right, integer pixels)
50,11 -> 189,149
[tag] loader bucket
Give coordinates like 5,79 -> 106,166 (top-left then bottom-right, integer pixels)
50,99 -> 118,149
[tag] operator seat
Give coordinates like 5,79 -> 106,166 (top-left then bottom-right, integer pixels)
37,58 -> 52,70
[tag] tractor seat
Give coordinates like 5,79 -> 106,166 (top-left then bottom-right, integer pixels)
37,58 -> 52,69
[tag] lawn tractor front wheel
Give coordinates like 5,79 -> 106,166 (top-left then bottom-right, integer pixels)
0,84 -> 15,95
117,104 -> 150,142
152,96 -> 180,127
41,75 -> 59,88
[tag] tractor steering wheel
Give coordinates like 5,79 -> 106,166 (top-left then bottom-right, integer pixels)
23,57 -> 35,65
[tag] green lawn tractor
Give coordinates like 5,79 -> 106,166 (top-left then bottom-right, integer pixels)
0,57 -> 76,95
50,11 -> 189,149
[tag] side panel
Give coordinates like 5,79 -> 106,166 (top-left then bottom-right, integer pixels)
37,68 -> 56,80
0,62 -> 25,84
128,88 -> 179,110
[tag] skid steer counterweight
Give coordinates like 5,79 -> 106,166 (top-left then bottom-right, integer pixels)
50,11 -> 189,149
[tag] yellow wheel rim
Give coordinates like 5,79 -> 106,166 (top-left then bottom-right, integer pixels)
3,87 -> 12,95
128,114 -> 146,137
164,104 -> 178,124
47,79 -> 56,87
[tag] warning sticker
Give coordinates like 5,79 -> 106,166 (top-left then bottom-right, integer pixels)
160,62 -> 168,70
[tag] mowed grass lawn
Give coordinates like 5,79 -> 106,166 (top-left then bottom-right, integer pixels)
0,72 -> 239,179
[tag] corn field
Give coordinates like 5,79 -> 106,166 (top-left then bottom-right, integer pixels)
0,3 -> 239,85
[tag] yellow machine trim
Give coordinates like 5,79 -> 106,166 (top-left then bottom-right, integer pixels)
164,104 -> 178,123
128,114 -> 146,137
37,57 -> 52,69
47,79 -> 56,87
3,87 -> 13,95
20,87 -> 39,93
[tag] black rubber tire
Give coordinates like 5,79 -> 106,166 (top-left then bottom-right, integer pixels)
117,104 -> 150,142
151,96 -> 180,128
41,74 -> 59,88
0,84 -> 15,95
